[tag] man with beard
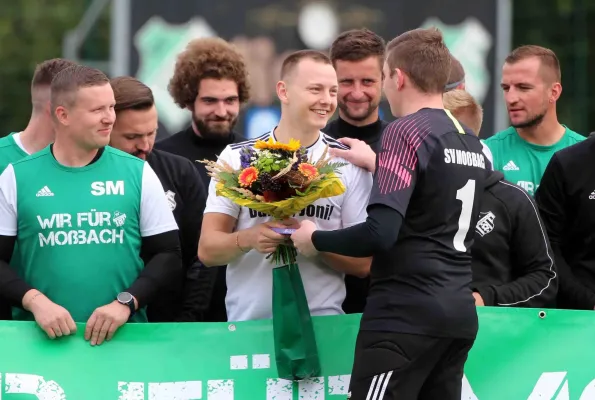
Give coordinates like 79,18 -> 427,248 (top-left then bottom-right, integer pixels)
321,29 -> 388,315
484,45 -> 584,196
156,37 -> 250,322
156,37 -> 248,187
109,76 -> 206,322
322,29 -> 389,154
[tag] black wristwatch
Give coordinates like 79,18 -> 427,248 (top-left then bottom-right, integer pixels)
117,292 -> 136,318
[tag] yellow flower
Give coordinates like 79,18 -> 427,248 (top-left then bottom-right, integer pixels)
238,166 -> 259,187
298,163 -> 318,179
254,136 -> 301,152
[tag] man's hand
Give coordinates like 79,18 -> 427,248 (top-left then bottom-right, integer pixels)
84,301 -> 131,346
290,220 -> 318,257
328,137 -> 377,173
26,291 -> 77,339
473,292 -> 485,306
242,219 -> 298,254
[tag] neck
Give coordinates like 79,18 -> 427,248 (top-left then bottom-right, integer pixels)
19,115 -> 55,154
275,117 -> 320,148
339,109 -> 379,127
398,92 -> 444,117
52,134 -> 99,167
515,111 -> 565,146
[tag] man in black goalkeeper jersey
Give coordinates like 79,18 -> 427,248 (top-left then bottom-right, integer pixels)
292,28 -> 491,400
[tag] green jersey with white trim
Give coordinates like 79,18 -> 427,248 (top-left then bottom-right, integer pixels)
0,145 -> 178,322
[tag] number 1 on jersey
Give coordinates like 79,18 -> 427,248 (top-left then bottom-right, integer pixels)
453,179 -> 476,252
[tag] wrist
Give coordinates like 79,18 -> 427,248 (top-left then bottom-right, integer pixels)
236,230 -> 251,253
22,289 -> 44,312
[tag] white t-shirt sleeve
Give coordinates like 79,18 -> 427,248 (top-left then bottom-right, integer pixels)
480,140 -> 494,171
139,162 -> 179,237
0,165 -> 17,236
341,164 -> 373,228
204,146 -> 241,219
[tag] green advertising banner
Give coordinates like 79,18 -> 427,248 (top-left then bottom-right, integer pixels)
0,307 -> 592,399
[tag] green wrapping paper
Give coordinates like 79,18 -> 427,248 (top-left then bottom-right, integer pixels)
271,244 -> 321,380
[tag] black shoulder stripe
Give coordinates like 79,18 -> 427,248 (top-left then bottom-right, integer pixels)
230,132 -> 271,150
322,137 -> 349,150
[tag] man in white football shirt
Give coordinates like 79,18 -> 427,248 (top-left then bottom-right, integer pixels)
198,50 -> 373,321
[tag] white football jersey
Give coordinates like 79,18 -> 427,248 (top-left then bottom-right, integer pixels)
204,129 -> 373,322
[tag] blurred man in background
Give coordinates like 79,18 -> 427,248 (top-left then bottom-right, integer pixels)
484,45 -> 584,196
322,28 -> 388,315
110,76 -> 206,322
0,58 -> 77,172
323,28 -> 388,154
156,37 -> 251,322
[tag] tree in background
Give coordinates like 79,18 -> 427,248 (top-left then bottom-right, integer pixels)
0,0 -> 109,136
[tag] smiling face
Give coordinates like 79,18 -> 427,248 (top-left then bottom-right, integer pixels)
279,58 -> 338,130
55,83 -> 116,150
335,56 -> 383,126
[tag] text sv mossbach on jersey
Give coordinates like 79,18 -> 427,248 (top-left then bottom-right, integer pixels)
36,180 -> 127,247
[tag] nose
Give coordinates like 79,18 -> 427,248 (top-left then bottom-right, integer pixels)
320,90 -> 332,106
504,87 -> 519,105
349,82 -> 365,100
137,137 -> 150,152
214,101 -> 227,117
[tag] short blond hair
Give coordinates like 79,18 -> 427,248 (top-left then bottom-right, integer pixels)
443,90 -> 483,135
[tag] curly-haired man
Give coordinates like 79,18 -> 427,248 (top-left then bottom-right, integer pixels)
156,37 -> 249,186
156,37 -> 250,323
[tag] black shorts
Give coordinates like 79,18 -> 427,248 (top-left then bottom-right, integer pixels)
348,330 -> 475,400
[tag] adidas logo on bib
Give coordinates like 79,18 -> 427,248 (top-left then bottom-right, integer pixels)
503,160 -> 520,171
36,186 -> 54,197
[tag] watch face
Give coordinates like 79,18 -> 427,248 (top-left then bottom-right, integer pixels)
117,292 -> 132,304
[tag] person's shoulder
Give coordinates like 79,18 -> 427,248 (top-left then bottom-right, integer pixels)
11,146 -> 49,167
552,134 -> 594,165
484,126 -> 517,145
152,148 -> 194,167
0,134 -> 15,149
321,132 -> 349,150
563,126 -> 586,143
321,118 -> 339,135
104,146 -> 145,165
230,131 -> 248,144
228,131 -> 272,152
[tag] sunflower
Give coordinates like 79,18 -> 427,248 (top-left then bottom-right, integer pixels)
254,136 -> 301,152
298,163 -> 318,179
238,166 -> 259,187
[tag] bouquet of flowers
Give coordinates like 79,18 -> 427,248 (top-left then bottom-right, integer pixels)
202,136 -> 347,264
201,136 -> 347,381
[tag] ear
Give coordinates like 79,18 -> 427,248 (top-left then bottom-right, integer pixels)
394,68 -> 405,91
54,105 -> 69,126
550,82 -> 562,102
276,80 -> 289,104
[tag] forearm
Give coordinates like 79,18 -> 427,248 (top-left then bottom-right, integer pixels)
475,270 -> 557,308
312,206 -> 403,257
198,230 -> 250,267
0,235 -> 34,307
129,231 -> 182,308
319,253 -> 371,278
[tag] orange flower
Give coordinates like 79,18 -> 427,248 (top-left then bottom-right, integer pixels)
298,163 -> 318,179
238,166 -> 259,187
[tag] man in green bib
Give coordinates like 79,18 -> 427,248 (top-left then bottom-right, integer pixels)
0,65 -> 181,346
0,58 -> 77,172
484,45 -> 584,196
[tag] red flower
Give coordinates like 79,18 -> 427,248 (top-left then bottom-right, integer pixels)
238,166 -> 258,187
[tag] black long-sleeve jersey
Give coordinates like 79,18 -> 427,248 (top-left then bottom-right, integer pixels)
471,171 -> 557,308
145,149 -> 207,322
321,116 -> 389,315
156,126 -> 246,322
535,138 -> 595,310
314,108 -> 490,339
